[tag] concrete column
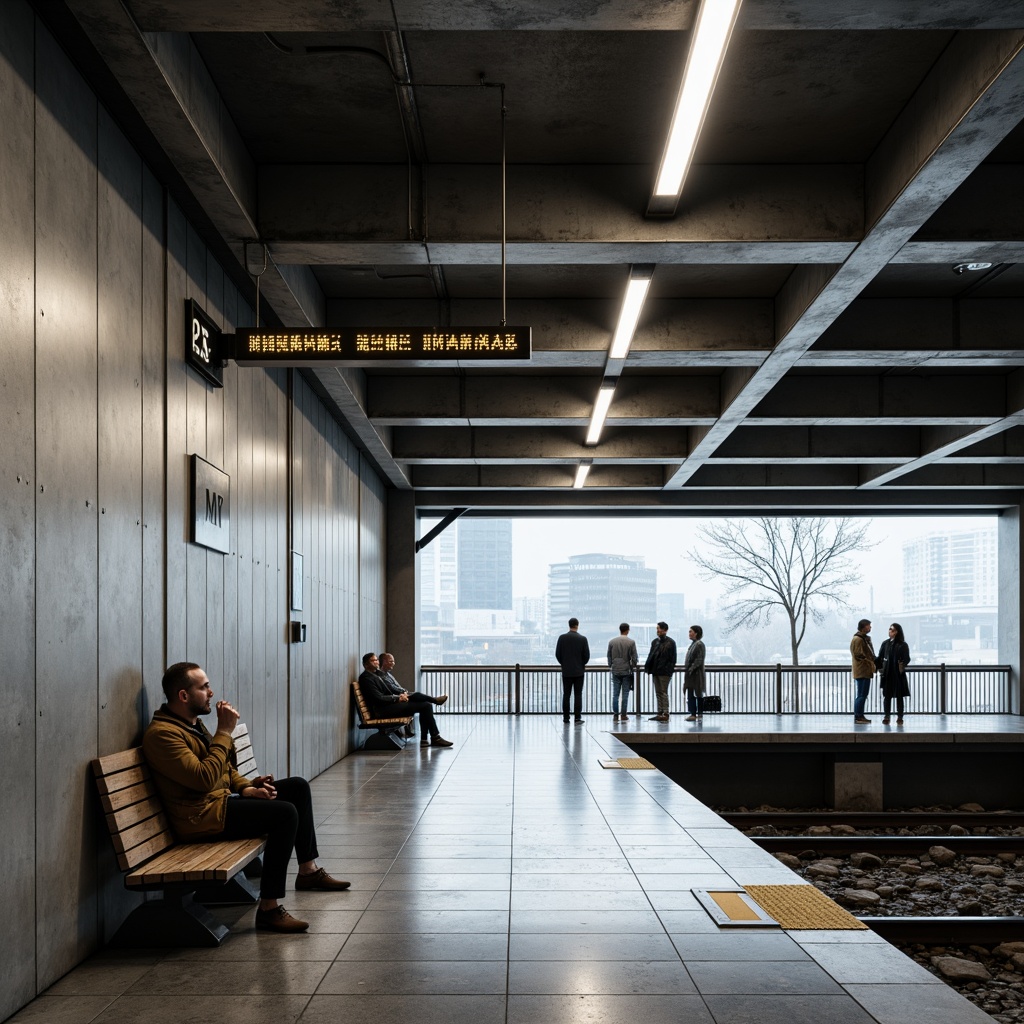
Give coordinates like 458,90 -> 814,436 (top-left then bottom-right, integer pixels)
385,490 -> 419,684
998,506 -> 1021,715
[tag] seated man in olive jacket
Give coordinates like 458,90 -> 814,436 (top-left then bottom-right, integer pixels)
143,662 -> 350,933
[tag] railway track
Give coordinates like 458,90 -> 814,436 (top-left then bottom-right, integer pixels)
864,916 -> 1024,943
751,835 -> 1023,854
722,811 -> 1024,830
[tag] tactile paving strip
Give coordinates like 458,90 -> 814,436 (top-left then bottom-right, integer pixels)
744,884 -> 868,930
616,757 -> 657,769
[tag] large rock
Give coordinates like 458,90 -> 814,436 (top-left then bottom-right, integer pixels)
958,803 -> 986,813
807,825 -> 832,836
806,861 -> 840,878
773,852 -> 801,870
842,888 -> 881,906
915,876 -> 944,891
957,901 -> 985,915
831,824 -> 857,835
928,845 -> 957,866
851,852 -> 884,869
971,864 -> 1006,878
931,956 -> 992,981
994,943 -> 1024,958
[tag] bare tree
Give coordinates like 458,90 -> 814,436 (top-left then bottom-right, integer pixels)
689,518 -> 872,665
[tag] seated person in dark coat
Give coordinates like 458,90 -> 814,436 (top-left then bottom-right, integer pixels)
358,652 -> 453,748
377,651 -> 448,737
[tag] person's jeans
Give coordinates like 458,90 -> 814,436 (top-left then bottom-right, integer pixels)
883,696 -> 905,718
611,674 -> 631,714
854,677 -> 871,718
653,675 -> 671,716
686,691 -> 703,717
562,676 -> 584,720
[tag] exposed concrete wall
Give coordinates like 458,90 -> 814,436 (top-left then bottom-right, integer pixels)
0,5 -> 386,1017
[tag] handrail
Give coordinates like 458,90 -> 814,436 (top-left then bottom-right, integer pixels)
417,663 -> 1013,715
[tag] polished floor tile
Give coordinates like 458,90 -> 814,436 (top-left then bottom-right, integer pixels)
506,994 -> 714,1024
14,714 -> 1009,1024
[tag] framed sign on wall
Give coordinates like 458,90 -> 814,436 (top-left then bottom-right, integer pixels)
190,454 -> 230,554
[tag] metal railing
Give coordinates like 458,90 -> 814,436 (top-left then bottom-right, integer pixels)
418,664 -> 1014,715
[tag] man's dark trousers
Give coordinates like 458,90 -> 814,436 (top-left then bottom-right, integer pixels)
562,677 -> 584,721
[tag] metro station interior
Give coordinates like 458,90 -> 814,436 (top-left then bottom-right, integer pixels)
4,1 -> 1024,1022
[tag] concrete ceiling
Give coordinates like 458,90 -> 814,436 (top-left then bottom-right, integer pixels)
46,0 -> 1024,514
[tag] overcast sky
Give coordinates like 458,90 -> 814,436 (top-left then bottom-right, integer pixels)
504,514 -> 998,615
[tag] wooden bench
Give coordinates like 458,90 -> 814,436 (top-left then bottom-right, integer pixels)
351,679 -> 414,750
91,723 -> 266,947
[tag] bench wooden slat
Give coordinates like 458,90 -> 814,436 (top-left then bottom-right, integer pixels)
92,748 -> 147,777
105,794 -> 164,832
94,763 -> 150,798
110,810 -> 173,858
125,838 -> 264,888
116,828 -> 177,871
99,778 -> 153,814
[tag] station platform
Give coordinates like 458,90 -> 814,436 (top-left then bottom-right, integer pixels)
14,715 -> 1004,1024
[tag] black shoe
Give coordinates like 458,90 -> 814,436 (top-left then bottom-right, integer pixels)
574,718 -> 584,724
431,736 -> 454,747
563,718 -> 571,723
404,724 -> 416,737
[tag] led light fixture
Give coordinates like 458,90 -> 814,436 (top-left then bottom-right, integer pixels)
585,384 -> 616,446
649,0 -> 744,216
573,463 -> 591,488
609,265 -> 655,360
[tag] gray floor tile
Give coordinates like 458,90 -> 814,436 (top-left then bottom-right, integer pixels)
164,933 -> 348,961
799,942 -> 943,984
687,961 -> 845,995
509,910 -> 663,933
657,911 -> 725,933
635,872 -> 736,889
317,960 -> 507,994
124,960 -> 331,995
845,983 -> 998,1024
336,932 -> 508,961
8,996 -> 116,1023
509,933 -> 679,961
92,994 -> 311,1024
300,994 -> 506,1024
507,994 -> 714,1024
511,873 -> 642,891
387,857 -> 510,872
789,929 -> 887,944
43,963 -> 155,996
367,889 -> 510,911
510,890 -> 652,911
380,873 -> 509,891
507,960 -> 697,995
671,932 -> 809,961
701,993 -> 877,1024
354,909 -> 510,933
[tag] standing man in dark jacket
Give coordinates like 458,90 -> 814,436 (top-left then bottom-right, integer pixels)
555,617 -> 590,724
644,621 -> 677,722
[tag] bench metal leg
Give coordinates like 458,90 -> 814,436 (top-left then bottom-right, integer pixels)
111,892 -> 228,947
193,871 -> 260,906
362,729 -> 406,751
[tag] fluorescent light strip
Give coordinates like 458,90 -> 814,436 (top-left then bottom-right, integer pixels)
654,0 -> 743,198
609,275 -> 653,360
573,464 -> 591,488
585,385 -> 616,445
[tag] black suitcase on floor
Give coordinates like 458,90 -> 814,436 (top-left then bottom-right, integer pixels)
702,694 -> 722,713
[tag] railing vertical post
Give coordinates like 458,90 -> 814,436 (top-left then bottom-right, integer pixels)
940,663 -> 947,714
775,664 -> 783,715
514,664 -> 521,715
635,668 -> 641,716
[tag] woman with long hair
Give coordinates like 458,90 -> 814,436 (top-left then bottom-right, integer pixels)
876,622 -> 911,725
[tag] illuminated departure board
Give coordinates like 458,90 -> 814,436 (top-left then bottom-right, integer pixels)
232,327 -> 530,363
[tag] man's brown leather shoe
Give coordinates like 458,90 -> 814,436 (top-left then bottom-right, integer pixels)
255,906 -> 309,932
430,736 -> 454,747
295,867 -> 351,891
434,694 -> 449,705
